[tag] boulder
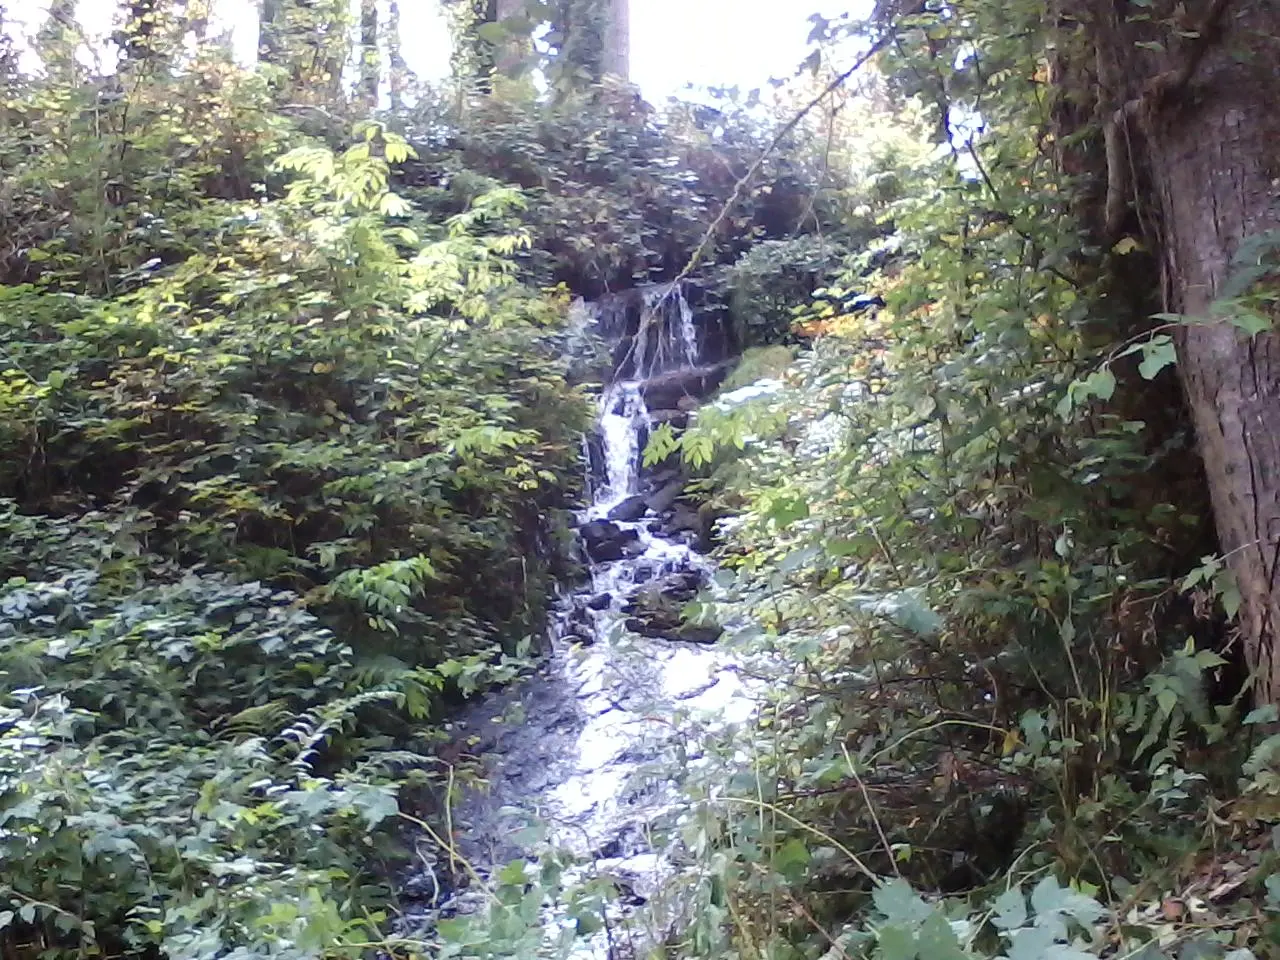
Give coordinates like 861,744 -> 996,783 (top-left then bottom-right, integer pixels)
621,570 -> 709,639
674,623 -> 721,644
586,593 -> 612,611
644,478 -> 685,515
606,495 -> 649,522
624,616 -> 720,645
580,520 -> 641,563
643,467 -> 682,489
666,504 -> 701,534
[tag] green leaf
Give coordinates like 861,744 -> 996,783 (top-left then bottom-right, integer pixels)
1138,336 -> 1177,379
497,860 -> 529,886
1085,367 -> 1116,400
992,887 -> 1027,930
1244,705 -> 1278,725
873,879 -> 933,926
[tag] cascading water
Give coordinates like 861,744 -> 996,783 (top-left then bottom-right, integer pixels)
399,282 -> 754,955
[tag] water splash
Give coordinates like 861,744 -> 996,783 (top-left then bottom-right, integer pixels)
403,281 -> 752,956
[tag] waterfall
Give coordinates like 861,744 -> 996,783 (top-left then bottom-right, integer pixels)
399,280 -> 752,955
596,382 -> 647,509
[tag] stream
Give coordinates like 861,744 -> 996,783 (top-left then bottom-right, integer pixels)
398,282 -> 758,954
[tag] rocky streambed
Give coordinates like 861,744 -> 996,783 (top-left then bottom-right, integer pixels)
397,283 -> 756,953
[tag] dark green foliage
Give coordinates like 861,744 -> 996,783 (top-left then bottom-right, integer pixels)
401,89 -> 840,300
0,39 -> 587,957
636,5 -> 1279,958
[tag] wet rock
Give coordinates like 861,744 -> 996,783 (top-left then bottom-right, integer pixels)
581,519 -> 625,543
590,538 -> 643,563
666,504 -> 701,534
607,495 -> 649,522
584,432 -> 607,487
586,593 -> 612,611
611,335 -> 636,373
664,570 -> 704,600
625,616 -> 666,638
622,571 -> 718,643
593,837 -> 624,860
643,467 -> 682,489
646,408 -> 689,429
565,603 -> 593,632
674,623 -> 721,644
401,873 -> 439,901
644,478 -> 685,515
624,615 -> 720,644
654,502 -> 717,553
580,520 -> 642,563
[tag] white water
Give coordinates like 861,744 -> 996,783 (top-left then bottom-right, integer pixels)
405,282 -> 755,955
596,382 -> 648,511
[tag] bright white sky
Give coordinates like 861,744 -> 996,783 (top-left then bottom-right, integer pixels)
7,0 -> 866,101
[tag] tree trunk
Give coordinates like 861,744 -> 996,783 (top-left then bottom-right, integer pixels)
603,0 -> 628,79
359,0 -> 379,108
1137,2 -> 1280,701
388,0 -> 407,112
259,0 -> 282,63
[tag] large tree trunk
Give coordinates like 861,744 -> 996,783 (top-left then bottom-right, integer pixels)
602,0 -> 628,79
1136,2 -> 1280,701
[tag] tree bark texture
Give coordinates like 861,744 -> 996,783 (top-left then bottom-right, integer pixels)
603,0 -> 628,79
1119,1 -> 1280,700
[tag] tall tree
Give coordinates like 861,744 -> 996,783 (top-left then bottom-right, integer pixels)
36,0 -> 83,81
1057,0 -> 1280,700
359,0 -> 379,108
548,0 -> 628,88
258,0 -> 349,101
447,0 -> 530,90
1129,1 -> 1280,703
602,0 -> 627,79
387,0 -> 407,112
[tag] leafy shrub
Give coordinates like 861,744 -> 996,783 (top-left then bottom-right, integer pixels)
0,58 -> 587,955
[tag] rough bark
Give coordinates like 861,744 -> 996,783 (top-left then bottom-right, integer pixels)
359,0 -> 379,108
1135,2 -> 1280,701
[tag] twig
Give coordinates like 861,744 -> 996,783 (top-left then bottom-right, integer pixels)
670,32 -> 899,288
841,741 -> 902,879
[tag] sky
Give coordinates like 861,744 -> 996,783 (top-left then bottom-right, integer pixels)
6,0 -> 866,102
